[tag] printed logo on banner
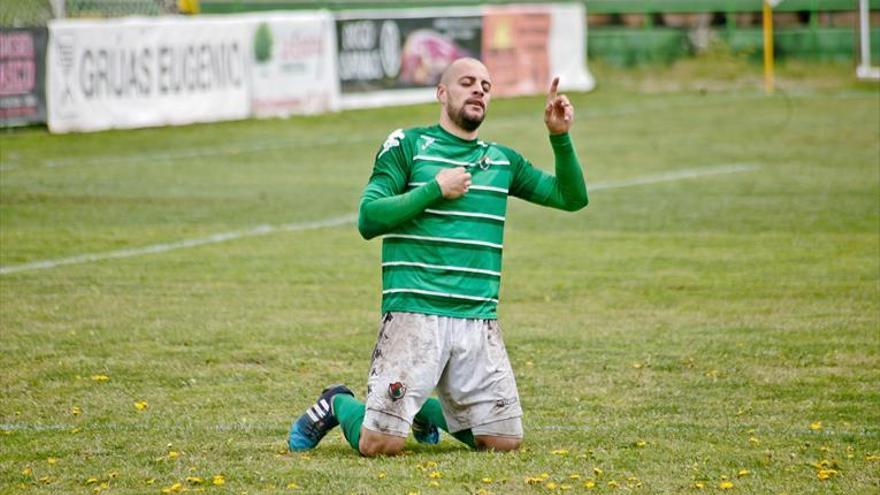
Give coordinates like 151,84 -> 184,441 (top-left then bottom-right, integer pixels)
0,28 -> 48,126
337,15 -> 481,94
55,34 -> 76,112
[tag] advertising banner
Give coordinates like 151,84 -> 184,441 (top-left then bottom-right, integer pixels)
336,7 -> 482,109
1,28 -> 48,127
337,4 -> 593,110
248,11 -> 339,118
47,16 -> 251,133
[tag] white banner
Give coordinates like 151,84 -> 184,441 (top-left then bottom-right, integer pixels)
246,12 -> 339,117
47,16 -> 251,133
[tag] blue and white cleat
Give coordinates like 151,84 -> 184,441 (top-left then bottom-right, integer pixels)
412,416 -> 440,445
288,384 -> 354,451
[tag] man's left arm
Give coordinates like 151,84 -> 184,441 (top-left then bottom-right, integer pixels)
509,77 -> 589,211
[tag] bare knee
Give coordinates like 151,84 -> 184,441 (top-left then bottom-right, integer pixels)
475,435 -> 522,452
358,428 -> 406,457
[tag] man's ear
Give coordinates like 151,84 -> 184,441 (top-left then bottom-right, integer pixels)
436,84 -> 446,104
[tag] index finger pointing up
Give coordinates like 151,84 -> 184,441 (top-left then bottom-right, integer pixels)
547,76 -> 560,103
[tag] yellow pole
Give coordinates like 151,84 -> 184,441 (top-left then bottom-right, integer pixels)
763,0 -> 775,94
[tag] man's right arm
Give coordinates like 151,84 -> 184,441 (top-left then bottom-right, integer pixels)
358,174 -> 443,240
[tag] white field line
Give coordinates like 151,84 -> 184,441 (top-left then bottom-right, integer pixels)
0,214 -> 356,276
0,164 -> 757,276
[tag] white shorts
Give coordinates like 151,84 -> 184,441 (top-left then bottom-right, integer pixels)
362,312 -> 523,438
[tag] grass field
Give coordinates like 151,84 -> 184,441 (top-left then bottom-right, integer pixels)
1,60 -> 878,494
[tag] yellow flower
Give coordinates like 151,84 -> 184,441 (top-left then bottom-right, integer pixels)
525,477 -> 543,485
607,480 -> 619,488
286,481 -> 300,489
186,476 -> 203,484
719,481 -> 734,489
429,470 -> 442,479
737,469 -> 750,477
546,481 -> 558,489
693,481 -> 705,489
568,474 -> 580,480
817,469 -> 838,480
749,437 -> 760,445
71,428 -> 81,434
70,406 -> 82,416
21,467 -> 32,477
593,467 -> 603,477
161,482 -> 183,494
91,374 -> 110,382
145,478 -> 156,485
212,474 -> 225,486
377,472 -> 386,479
85,477 -> 98,484
636,440 -> 647,448
47,458 -> 57,465
552,449 -> 569,455
167,451 -> 180,459
865,454 -> 880,462
583,480 -> 596,489
134,400 -> 149,411
560,484 -> 571,490
809,421 -> 823,431
428,480 -> 440,487
632,362 -> 643,369
482,477 -> 492,483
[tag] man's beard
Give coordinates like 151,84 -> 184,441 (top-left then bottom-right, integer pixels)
447,102 -> 485,132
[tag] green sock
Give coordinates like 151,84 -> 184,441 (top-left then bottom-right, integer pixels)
332,394 -> 365,452
414,397 -> 476,449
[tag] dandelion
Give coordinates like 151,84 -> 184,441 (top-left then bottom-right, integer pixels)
817,469 -> 838,480
809,421 -> 822,431
429,471 -> 442,479
560,484 -> 571,490
568,474 -> 580,480
632,362 -> 643,369
85,477 -> 99,485
607,480 -> 619,488
91,375 -> 110,382
749,437 -> 760,445
161,482 -> 183,494
134,400 -> 149,411
583,479 -> 596,489
429,480 -> 440,487
21,467 -> 32,477
737,469 -> 750,477
693,481 -> 705,489
167,451 -> 180,459
145,478 -> 156,485
719,481 -> 734,489
47,458 -> 57,465
286,481 -> 300,489
186,476 -> 203,484
552,449 -> 569,455
71,428 -> 81,434
865,454 -> 880,462
593,467 -> 603,477
107,471 -> 118,479
635,440 -> 647,448
482,477 -> 492,483
212,474 -> 225,485
377,472 -> 386,479
39,475 -> 51,484
546,481 -> 558,489
70,406 -> 82,416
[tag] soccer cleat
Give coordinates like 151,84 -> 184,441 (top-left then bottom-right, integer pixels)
412,416 -> 440,445
288,384 -> 354,451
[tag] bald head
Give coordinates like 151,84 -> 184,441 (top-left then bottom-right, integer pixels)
439,58 -> 490,88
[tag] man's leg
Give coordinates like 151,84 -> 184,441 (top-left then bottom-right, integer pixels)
333,393 -> 406,456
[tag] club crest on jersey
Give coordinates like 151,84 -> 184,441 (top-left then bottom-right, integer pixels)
388,381 -> 407,401
378,129 -> 405,158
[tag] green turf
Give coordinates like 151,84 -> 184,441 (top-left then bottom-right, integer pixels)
1,60 -> 878,494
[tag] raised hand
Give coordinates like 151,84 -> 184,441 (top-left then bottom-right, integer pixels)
435,167 -> 472,199
544,76 -> 574,135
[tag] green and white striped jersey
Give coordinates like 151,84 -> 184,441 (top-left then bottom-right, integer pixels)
359,124 -> 587,319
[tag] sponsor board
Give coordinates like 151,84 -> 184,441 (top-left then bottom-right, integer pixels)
247,11 -> 339,117
1,28 -> 48,127
47,16 -> 251,133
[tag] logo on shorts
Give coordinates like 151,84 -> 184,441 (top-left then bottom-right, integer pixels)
388,381 -> 406,401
